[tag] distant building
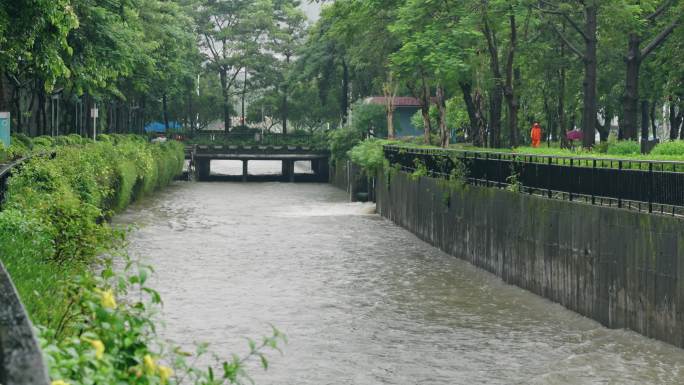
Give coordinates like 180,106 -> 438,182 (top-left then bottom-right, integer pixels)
364,97 -> 424,137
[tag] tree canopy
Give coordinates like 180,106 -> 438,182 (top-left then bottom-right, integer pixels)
2,0 -> 683,148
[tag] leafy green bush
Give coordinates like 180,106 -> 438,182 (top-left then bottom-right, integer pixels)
348,138 -> 389,175
42,256 -> 285,385
0,134 -> 283,384
329,126 -> 363,166
0,208 -> 60,324
32,135 -> 56,148
351,101 -> 388,138
12,133 -> 33,149
606,140 -> 640,155
0,135 -> 184,327
651,141 -> 684,156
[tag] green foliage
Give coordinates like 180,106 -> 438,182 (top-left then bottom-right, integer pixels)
0,135 -> 184,327
0,208 -> 59,324
506,164 -> 523,193
329,126 -> 364,165
0,134 -> 285,384
408,158 -> 428,181
348,138 -> 389,175
351,101 -> 389,137
651,141 -> 684,156
32,136 -> 56,148
42,255 -> 285,385
606,140 -> 640,155
437,160 -> 467,207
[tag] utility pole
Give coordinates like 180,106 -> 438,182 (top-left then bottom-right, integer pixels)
91,104 -> 99,140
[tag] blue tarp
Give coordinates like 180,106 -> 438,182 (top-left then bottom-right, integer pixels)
144,121 -> 182,133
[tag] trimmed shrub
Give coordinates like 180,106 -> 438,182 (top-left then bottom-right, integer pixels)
606,140 -> 640,155
651,141 -> 684,156
0,135 -> 185,327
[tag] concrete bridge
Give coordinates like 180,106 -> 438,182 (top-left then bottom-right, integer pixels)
185,145 -> 330,182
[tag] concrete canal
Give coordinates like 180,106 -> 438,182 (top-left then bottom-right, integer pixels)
115,161 -> 684,384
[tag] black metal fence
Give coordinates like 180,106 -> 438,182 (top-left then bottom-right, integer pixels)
384,145 -> 684,215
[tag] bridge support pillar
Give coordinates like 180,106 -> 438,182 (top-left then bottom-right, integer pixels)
281,160 -> 295,182
242,160 -> 248,182
197,159 -> 211,181
313,158 -> 329,182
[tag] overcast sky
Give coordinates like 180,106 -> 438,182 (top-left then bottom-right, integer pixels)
300,2 -> 322,22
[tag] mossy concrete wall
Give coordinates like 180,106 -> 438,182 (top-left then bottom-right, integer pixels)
330,161 -> 369,202
376,170 -> 684,348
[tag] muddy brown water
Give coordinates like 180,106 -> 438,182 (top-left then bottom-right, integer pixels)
114,161 -> 684,385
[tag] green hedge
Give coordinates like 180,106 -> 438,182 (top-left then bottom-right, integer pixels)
0,135 -> 184,327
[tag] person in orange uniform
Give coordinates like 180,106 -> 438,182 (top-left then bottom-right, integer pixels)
530,122 -> 542,148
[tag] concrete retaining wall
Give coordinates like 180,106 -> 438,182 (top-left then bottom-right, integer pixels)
330,161 -> 373,202
376,170 -> 684,348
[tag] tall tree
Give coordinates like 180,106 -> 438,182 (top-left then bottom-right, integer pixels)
269,0 -> 308,134
196,0 -> 272,132
542,0 -> 601,147
621,0 -> 682,140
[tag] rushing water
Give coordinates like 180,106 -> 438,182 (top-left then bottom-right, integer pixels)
115,161 -> 684,385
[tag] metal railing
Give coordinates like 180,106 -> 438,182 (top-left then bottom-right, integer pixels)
0,152 -> 56,208
384,145 -> 684,215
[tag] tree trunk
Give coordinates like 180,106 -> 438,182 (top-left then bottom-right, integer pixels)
0,73 -> 6,113
341,58 -> 349,125
12,85 -> 21,134
641,99 -> 650,141
436,85 -> 448,147
188,86 -> 195,133
85,93 -> 92,139
474,90 -> 488,147
241,69 -> 248,130
622,33 -> 640,140
220,68 -> 230,133
140,95 -> 146,135
38,84 -> 47,136
421,104 -> 431,145
482,12 -> 502,148
420,79 -> 431,145
557,23 -> 567,146
504,6 -> 518,147
650,100 -> 657,139
162,93 -> 169,131
383,75 -> 398,139
460,82 -> 478,143
670,98 -> 683,140
489,89 -> 503,148
544,94 -> 556,142
386,108 -> 395,139
582,4 -> 598,147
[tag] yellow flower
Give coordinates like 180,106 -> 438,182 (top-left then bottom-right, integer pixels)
158,366 -> 174,384
89,339 -> 105,359
143,354 -> 157,374
100,289 -> 117,309
52,381 -> 70,385
129,366 -> 143,378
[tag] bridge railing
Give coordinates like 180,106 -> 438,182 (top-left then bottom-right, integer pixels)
384,145 -> 684,215
184,132 -> 315,146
